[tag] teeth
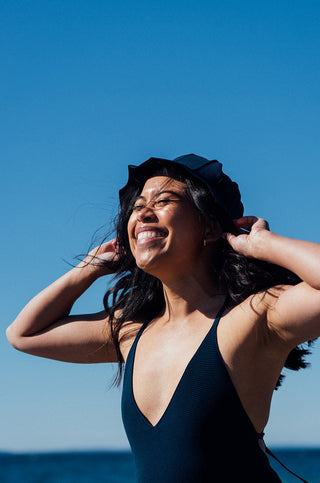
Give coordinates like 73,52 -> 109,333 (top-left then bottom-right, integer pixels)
137,231 -> 165,240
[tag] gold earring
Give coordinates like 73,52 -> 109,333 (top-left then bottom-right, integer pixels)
203,239 -> 207,247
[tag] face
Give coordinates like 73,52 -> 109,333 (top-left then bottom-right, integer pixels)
127,176 -> 205,277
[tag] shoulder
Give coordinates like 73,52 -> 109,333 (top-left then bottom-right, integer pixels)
118,318 -> 147,362
224,286 -> 290,342
217,288 -> 292,368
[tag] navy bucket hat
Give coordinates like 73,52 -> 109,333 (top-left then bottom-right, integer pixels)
119,154 -> 244,220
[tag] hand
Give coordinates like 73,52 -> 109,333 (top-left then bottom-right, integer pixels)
79,239 -> 120,275
223,216 -> 270,258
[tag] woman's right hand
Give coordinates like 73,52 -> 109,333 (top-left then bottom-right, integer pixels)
79,238 -> 120,276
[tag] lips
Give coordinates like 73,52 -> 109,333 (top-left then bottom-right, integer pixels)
134,227 -> 168,245
137,231 -> 167,241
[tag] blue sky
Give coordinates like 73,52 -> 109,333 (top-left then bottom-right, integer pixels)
1,0 -> 320,452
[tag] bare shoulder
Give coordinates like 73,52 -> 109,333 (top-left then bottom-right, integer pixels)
217,288 -> 293,388
222,286 -> 290,345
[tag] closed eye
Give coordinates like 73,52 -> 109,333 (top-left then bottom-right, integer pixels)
132,204 -> 146,211
132,198 -> 179,211
153,198 -> 177,207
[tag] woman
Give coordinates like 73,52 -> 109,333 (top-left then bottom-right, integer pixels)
7,154 -> 318,482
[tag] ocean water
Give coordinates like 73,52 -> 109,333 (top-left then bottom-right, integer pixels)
268,448 -> 320,483
0,449 -> 319,482
0,452 -> 136,483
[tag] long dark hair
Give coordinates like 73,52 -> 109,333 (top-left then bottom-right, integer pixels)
102,164 -> 313,386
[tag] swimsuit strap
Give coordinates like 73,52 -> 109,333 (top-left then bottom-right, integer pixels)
136,319 -> 150,338
212,296 -> 230,331
132,319 -> 150,348
265,447 -> 308,482
258,434 -> 308,483
124,319 -> 151,367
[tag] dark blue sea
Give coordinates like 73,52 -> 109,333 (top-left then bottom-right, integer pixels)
0,449 -> 319,482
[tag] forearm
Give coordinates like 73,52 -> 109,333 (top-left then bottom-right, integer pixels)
254,230 -> 320,289
7,262 -> 104,338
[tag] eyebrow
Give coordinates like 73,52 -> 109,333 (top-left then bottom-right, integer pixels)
134,190 -> 184,201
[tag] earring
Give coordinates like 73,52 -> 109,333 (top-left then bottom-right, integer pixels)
203,239 -> 207,247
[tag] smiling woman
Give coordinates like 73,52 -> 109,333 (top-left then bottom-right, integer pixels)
127,177 -> 203,274
7,154 -> 318,482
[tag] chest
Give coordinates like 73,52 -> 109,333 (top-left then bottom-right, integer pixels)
134,321 -> 215,422
121,310 -> 281,432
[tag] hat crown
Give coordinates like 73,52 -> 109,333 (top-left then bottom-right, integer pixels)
119,154 -> 243,220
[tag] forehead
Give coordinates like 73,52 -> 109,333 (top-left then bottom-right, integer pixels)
139,176 -> 187,196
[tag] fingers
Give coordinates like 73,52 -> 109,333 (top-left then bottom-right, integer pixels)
222,232 -> 236,244
222,216 -> 271,259
233,216 -> 269,231
95,238 -> 118,254
233,216 -> 258,230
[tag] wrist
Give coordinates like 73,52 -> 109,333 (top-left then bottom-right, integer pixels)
78,252 -> 116,276
71,260 -> 104,284
250,229 -> 276,262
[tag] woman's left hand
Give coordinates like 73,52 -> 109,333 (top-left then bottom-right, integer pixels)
224,216 -> 320,346
223,216 -> 270,258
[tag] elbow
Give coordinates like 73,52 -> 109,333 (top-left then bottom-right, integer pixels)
6,325 -> 25,351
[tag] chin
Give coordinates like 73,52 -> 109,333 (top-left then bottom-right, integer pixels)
136,259 -> 157,273
135,254 -> 164,276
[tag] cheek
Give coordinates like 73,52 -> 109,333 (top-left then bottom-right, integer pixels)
127,212 -> 135,236
127,216 -> 136,254
173,209 -> 203,233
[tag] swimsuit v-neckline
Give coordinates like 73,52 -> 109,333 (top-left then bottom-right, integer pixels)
121,299 -> 298,481
129,304 -> 227,429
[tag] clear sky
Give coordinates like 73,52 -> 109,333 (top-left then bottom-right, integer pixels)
1,0 -> 320,452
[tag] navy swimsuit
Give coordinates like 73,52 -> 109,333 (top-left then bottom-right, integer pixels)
122,305 -> 282,482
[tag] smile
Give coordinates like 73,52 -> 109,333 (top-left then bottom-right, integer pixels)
137,231 -> 167,241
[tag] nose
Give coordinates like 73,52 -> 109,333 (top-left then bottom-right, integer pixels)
136,204 -> 157,222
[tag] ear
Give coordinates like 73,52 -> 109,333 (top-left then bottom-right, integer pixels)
203,221 -> 222,244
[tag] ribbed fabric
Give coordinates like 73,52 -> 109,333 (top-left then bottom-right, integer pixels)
121,306 -> 282,482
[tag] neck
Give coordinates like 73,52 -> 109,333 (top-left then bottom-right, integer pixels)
160,272 -> 226,322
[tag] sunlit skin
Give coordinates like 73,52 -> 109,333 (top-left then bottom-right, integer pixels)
6,171 -> 320,440
127,176 -> 216,283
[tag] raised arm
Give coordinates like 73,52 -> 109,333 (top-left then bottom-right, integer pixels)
224,217 -> 320,346
6,240 -> 119,363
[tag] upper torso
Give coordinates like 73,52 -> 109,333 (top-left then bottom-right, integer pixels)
119,291 -> 291,434
120,295 -> 284,482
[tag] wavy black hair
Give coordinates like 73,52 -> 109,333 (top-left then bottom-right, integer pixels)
101,164 -> 313,386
